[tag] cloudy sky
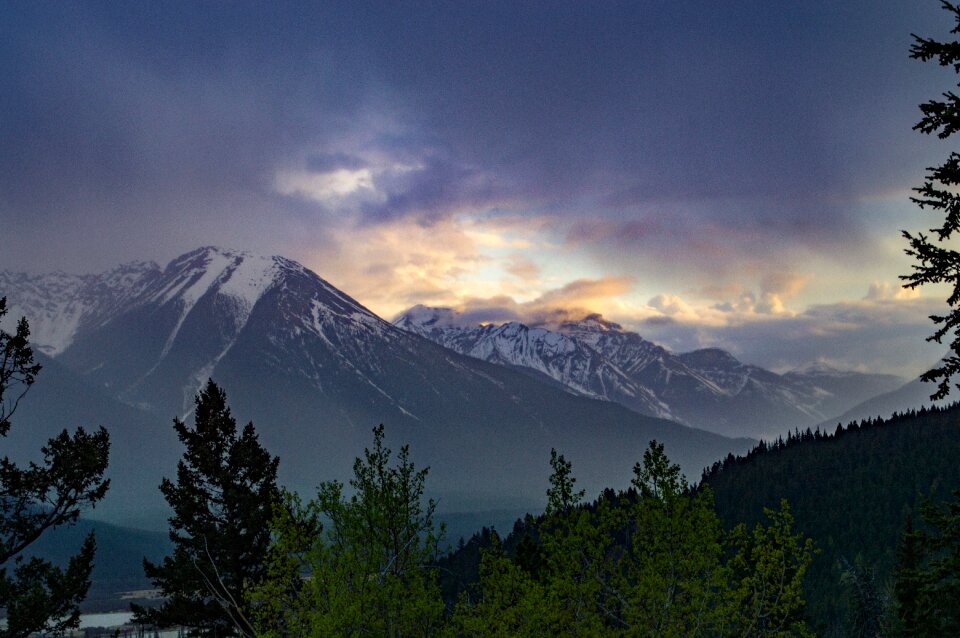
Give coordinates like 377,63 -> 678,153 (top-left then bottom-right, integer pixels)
1,1 -> 955,377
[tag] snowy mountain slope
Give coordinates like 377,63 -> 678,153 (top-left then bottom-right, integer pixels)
0,262 -> 161,355
1,247 -> 754,520
396,307 -> 674,420
395,307 -> 905,439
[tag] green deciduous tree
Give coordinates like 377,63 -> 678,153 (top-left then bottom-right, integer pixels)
612,442 -> 728,636
249,424 -> 445,637
902,1 -> 960,399
133,380 -> 280,637
538,450 -> 607,636
453,449 -> 607,636
726,500 -> 817,638
448,531 -> 550,638
454,441 -> 816,637
0,297 -> 110,638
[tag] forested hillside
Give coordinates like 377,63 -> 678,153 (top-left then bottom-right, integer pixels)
438,403 -> 960,635
703,403 -> 960,633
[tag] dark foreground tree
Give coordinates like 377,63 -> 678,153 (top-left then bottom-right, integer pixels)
893,491 -> 960,637
0,297 -> 110,638
133,380 -> 280,637
902,1 -> 960,399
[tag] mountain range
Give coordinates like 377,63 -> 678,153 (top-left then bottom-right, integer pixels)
0,247 -> 755,528
394,305 -> 906,438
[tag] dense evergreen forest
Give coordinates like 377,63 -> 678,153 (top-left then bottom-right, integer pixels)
704,404 -> 960,634
439,404 -> 960,636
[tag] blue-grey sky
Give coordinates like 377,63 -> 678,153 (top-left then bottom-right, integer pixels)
0,1 -> 953,375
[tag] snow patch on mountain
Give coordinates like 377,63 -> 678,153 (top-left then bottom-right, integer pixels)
393,305 -> 905,438
396,305 -> 463,332
0,262 -> 161,355
394,306 -> 677,420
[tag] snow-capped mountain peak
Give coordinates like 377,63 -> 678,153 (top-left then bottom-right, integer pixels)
148,246 -> 285,309
393,304 -> 464,336
785,361 -> 859,379
1,247 -> 402,415
392,307 -> 677,421
391,305 -> 907,439
557,313 -> 624,335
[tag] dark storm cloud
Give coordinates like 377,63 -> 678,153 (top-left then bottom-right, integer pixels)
0,1 -> 948,273
362,155 -> 501,224
0,1 -> 372,270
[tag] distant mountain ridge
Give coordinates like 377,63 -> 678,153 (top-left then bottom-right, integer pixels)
394,305 -> 904,438
0,261 -> 162,355
817,373 -> 949,429
0,247 -> 754,528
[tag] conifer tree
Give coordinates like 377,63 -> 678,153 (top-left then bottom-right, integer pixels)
893,491 -> 960,637
838,557 -> 888,638
902,1 -> 960,399
0,297 -> 110,638
133,380 -> 279,637
893,516 -> 925,637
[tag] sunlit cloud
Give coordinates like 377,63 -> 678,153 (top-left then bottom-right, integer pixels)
620,282 -> 946,376
503,253 -> 541,281
274,168 -> 379,206
864,281 -> 920,301
426,275 -> 638,328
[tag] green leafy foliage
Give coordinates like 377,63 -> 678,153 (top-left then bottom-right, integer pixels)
248,424 -> 446,637
0,297 -> 110,638
450,441 -> 815,637
133,380 -> 279,637
447,532 -> 550,637
726,502 -> 816,637
603,442 -> 726,635
545,448 -> 584,516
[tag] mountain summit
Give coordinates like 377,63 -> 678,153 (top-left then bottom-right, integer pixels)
1,248 -> 752,524
394,305 -> 904,438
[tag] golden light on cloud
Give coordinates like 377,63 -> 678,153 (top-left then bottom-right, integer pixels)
865,281 -> 920,301
296,199 -> 940,361
298,210 -> 646,323
503,253 -> 541,282
306,216 -> 516,318
463,229 -> 532,249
